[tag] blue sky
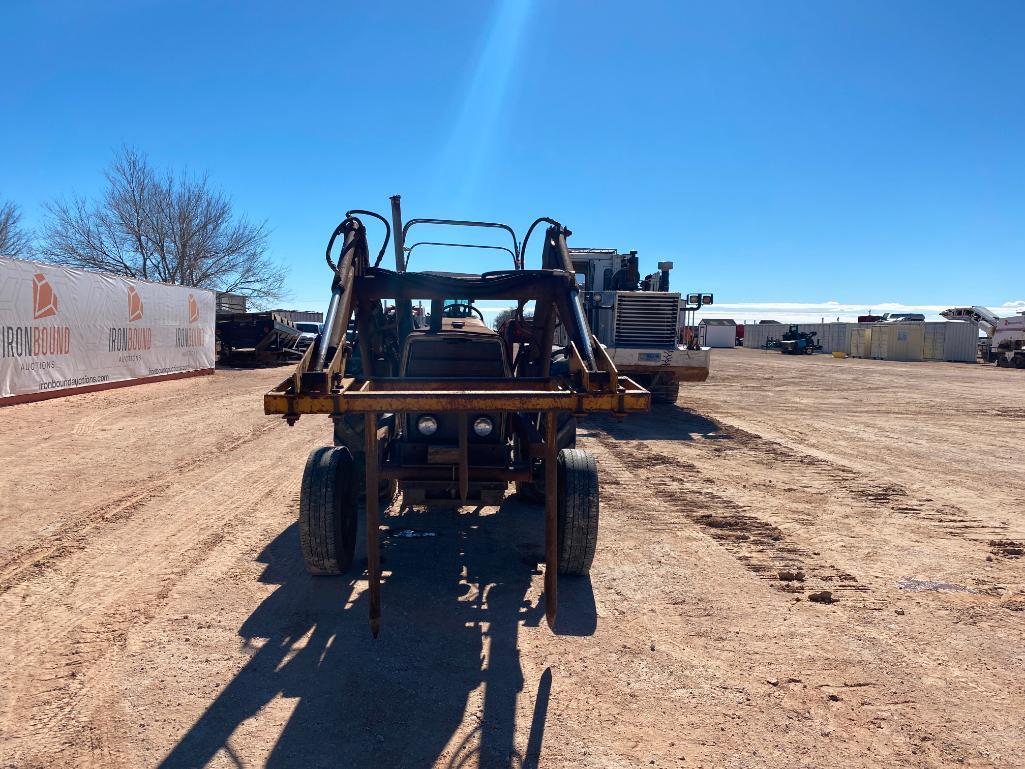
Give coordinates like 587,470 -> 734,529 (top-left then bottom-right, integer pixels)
1,1 -> 1022,321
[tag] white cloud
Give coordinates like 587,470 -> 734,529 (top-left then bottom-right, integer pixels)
695,300 -> 1025,324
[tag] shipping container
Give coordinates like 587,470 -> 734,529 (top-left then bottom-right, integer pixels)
871,323 -> 924,361
941,320 -> 980,363
747,320 -> 978,363
923,323 -> 945,360
741,323 -> 784,351
850,327 -> 872,358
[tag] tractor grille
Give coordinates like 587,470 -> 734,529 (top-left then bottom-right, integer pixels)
614,293 -> 680,347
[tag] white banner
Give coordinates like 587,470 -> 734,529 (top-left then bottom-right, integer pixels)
0,256 -> 215,404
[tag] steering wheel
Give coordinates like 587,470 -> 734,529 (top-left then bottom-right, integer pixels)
442,302 -> 485,322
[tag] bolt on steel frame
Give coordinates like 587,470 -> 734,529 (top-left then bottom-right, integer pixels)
264,196 -> 650,636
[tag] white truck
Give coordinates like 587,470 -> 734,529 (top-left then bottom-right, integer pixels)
564,248 -> 713,403
941,306 -> 1025,368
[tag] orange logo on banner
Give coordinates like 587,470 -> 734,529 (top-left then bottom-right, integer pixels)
32,274 -> 59,319
188,294 -> 199,323
128,286 -> 144,321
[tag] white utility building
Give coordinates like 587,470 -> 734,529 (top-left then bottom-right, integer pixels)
699,318 -> 737,348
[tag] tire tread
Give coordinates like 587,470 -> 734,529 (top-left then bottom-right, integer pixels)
299,446 -> 357,575
556,448 -> 599,575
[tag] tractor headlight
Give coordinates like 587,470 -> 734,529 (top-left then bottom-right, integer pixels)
416,415 -> 438,436
472,416 -> 494,437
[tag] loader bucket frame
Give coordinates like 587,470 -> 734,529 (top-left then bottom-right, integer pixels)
265,202 -> 650,636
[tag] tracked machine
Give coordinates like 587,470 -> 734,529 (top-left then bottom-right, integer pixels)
265,197 -> 650,636
563,248 -> 714,403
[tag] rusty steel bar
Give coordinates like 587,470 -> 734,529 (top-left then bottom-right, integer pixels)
458,414 -> 469,502
378,465 -> 531,482
544,410 -> 558,630
365,412 -> 381,638
265,385 -> 651,417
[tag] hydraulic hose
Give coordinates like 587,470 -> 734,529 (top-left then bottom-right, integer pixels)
519,216 -> 562,268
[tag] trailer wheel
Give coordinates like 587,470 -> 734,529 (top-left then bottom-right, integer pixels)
299,446 -> 358,575
556,448 -> 599,575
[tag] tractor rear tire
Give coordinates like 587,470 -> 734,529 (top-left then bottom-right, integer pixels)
299,446 -> 358,575
556,448 -> 599,575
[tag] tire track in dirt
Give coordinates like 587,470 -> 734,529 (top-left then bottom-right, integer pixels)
593,405 -> 1009,554
0,419 -> 283,595
0,418 -> 314,769
581,424 -> 876,607
6,474 -> 286,768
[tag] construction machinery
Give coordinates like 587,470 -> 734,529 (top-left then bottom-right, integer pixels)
942,306 -> 1025,368
766,325 -> 823,355
560,247 -> 713,403
264,197 -> 650,636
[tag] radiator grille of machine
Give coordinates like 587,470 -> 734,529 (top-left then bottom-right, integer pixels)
614,293 -> 680,347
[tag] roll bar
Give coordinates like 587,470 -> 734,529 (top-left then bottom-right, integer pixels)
401,219 -> 522,269
404,241 -> 518,269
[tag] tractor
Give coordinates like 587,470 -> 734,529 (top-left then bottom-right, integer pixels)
264,197 -> 650,636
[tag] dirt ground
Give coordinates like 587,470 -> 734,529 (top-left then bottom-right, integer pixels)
1,349 -> 1022,769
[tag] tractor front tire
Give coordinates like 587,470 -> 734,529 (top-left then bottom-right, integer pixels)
299,446 -> 358,575
556,448 -> 599,575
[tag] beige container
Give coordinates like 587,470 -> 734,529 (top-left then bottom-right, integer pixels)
850,327 -> 872,358
872,323 -> 924,361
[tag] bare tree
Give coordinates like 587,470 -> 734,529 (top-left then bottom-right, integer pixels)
38,148 -> 286,304
0,198 -> 33,257
492,307 -> 517,330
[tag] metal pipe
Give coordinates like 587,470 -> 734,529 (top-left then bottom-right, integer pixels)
315,226 -> 358,371
458,414 -> 468,502
544,411 -> 558,630
552,227 -> 596,370
404,241 -> 518,269
391,195 -> 415,343
401,218 -> 519,264
568,286 -> 596,370
365,412 -> 381,638
389,195 -> 405,272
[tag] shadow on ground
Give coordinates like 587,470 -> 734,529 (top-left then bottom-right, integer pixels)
159,495 -> 594,769
584,403 -> 733,442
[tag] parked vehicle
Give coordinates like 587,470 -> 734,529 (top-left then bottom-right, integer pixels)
264,196 -> 650,635
559,247 -> 713,403
942,306 -> 1025,368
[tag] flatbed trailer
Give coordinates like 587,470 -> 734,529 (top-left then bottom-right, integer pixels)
216,311 -> 302,365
